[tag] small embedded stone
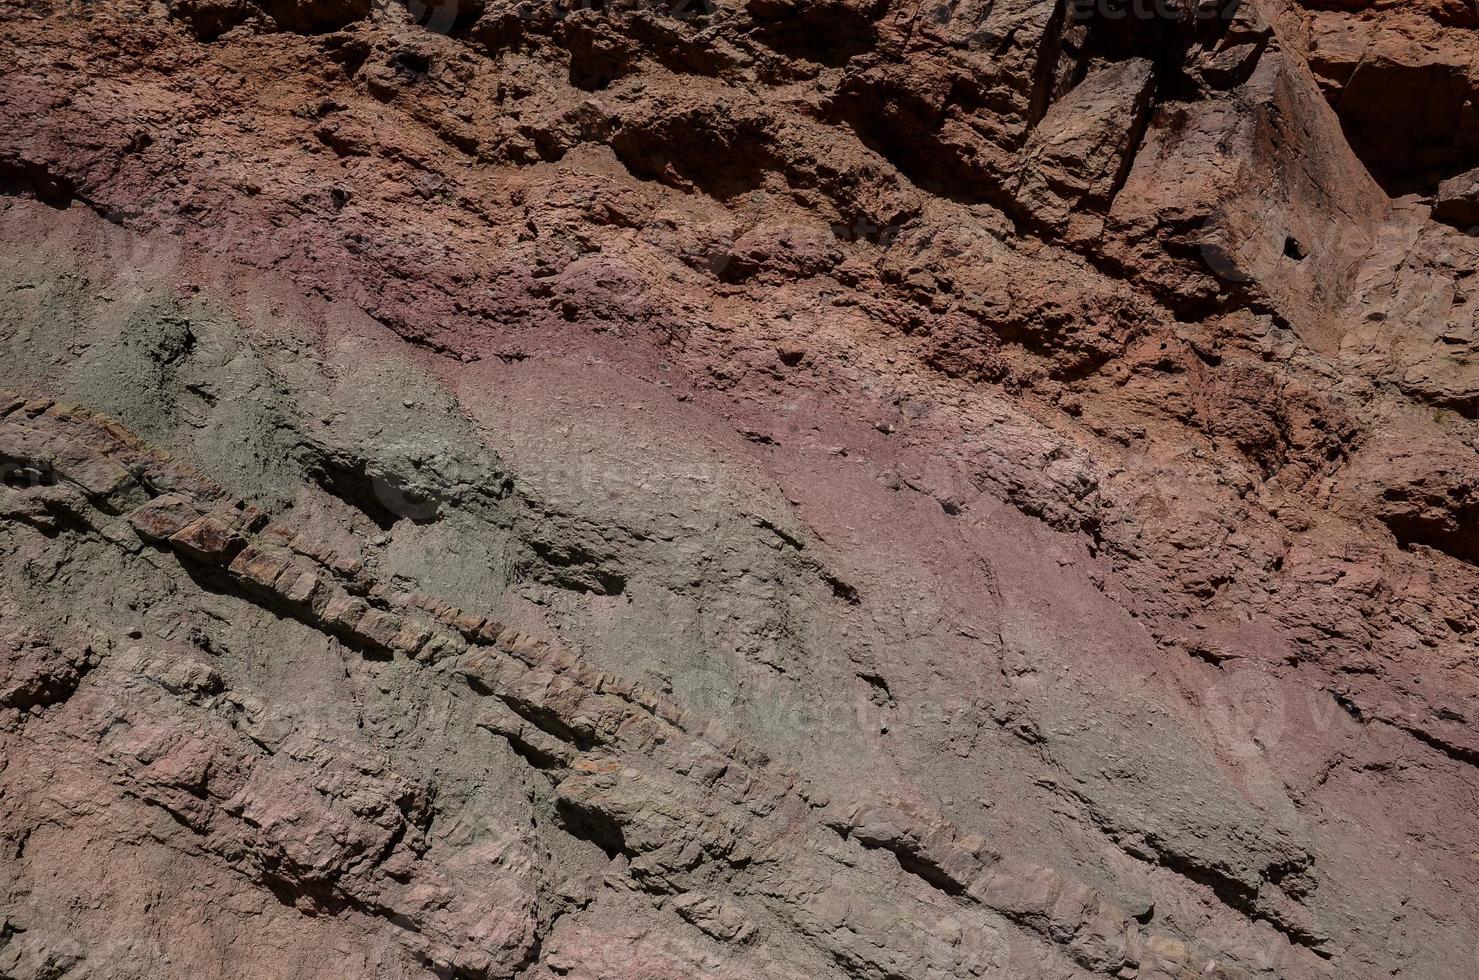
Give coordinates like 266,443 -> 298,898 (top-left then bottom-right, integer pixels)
354,609 -> 404,650
168,515 -> 243,563
1434,166 -> 1479,228
228,545 -> 291,592
419,632 -> 467,665
66,454 -> 141,508
390,622 -> 432,656
278,568 -> 326,610
211,499 -> 269,533
128,494 -> 202,543
454,611 -> 486,639
322,591 -> 369,631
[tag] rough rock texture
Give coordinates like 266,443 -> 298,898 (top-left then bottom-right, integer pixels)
0,0 -> 1477,978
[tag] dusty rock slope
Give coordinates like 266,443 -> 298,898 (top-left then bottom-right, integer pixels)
0,0 -> 1477,977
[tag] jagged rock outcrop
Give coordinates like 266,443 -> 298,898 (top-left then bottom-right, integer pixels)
1,0 -> 1477,978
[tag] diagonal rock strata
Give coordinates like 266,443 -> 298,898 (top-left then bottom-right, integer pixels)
1,0 -> 1478,977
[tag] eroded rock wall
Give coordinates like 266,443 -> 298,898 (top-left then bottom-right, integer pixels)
0,0 -> 1477,978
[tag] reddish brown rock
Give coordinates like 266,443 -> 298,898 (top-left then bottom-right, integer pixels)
169,516 -> 245,564
1,1 -> 1478,978
128,495 -> 203,543
227,544 -> 293,592
1435,165 -> 1479,227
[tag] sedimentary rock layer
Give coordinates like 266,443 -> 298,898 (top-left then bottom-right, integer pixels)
0,0 -> 1476,978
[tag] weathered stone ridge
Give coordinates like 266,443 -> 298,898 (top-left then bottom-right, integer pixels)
1,0 -> 1477,977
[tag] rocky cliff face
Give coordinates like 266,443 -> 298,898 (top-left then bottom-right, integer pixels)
0,1 -> 1476,977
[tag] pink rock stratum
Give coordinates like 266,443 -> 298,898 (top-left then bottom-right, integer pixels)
0,0 -> 1477,977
